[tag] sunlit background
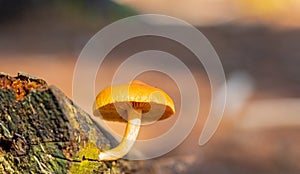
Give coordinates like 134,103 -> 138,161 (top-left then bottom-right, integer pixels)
1,0 -> 300,173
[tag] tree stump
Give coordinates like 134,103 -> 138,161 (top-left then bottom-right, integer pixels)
0,72 -> 139,174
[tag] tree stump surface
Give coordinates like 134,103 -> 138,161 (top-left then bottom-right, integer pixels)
0,72 -> 140,174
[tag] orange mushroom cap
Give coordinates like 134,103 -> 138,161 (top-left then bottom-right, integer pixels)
93,80 -> 175,123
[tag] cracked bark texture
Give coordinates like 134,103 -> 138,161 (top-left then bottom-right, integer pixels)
0,72 -> 139,174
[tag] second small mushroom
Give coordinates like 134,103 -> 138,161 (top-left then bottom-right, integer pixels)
93,80 -> 175,161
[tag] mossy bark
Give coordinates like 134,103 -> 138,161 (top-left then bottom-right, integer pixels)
0,73 -> 139,174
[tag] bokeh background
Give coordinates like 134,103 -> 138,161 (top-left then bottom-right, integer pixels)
1,0 -> 300,173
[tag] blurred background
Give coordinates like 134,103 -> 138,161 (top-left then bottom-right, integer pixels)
1,0 -> 300,173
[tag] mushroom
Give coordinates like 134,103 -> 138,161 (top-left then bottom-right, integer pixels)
93,80 -> 175,161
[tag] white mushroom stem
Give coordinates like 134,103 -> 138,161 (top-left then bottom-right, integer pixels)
99,109 -> 142,161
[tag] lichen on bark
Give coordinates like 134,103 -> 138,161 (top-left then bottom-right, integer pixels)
0,72 -> 139,174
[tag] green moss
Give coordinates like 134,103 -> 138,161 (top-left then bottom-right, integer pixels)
69,142 -> 101,173
74,142 -> 100,160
